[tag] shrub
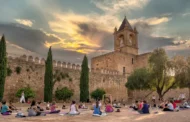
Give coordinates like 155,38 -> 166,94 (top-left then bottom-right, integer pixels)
55,87 -> 73,101
15,66 -> 21,74
91,88 -> 106,100
16,85 -> 35,101
7,67 -> 12,76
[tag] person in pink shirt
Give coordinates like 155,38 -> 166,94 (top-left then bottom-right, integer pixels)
49,101 -> 60,114
105,101 -> 114,113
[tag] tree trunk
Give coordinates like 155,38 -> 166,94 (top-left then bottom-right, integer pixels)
157,90 -> 164,101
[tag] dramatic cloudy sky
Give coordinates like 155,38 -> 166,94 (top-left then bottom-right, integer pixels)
0,0 -> 190,63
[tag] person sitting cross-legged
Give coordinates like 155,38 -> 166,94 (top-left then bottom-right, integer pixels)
68,101 -> 80,115
105,101 -> 114,113
93,101 -> 102,115
1,100 -> 12,115
49,101 -> 60,114
138,101 -> 150,114
163,100 -> 174,112
28,100 -> 46,116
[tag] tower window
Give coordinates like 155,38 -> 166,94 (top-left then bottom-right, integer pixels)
123,67 -> 126,75
132,58 -> 134,64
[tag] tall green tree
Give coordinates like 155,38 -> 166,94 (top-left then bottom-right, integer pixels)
80,55 -> 89,102
126,48 -> 184,99
0,35 -> 7,101
177,56 -> 190,98
44,47 -> 53,102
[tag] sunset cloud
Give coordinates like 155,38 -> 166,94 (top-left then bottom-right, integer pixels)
15,19 -> 33,27
130,17 -> 171,25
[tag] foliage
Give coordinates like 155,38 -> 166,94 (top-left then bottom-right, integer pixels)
80,55 -> 89,102
44,47 -> 53,102
7,67 -> 12,76
91,88 -> 106,100
126,48 -> 185,99
55,87 -> 73,101
16,85 -> 35,100
126,68 -> 152,90
15,66 -> 21,74
177,56 -> 190,97
0,35 -> 7,101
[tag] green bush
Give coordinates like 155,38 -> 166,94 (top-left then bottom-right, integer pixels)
7,67 -> 12,76
15,66 -> 21,74
91,88 -> 106,100
16,85 -> 35,101
55,87 -> 73,101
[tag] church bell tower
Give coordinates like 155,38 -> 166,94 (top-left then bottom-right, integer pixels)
114,16 -> 138,55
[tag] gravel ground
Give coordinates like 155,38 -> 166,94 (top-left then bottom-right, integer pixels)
1,103 -> 190,122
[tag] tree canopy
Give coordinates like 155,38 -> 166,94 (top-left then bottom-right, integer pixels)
55,87 -> 73,101
91,88 -> 106,100
126,48 -> 188,99
126,68 -> 152,90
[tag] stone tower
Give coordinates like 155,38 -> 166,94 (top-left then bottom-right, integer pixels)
114,16 -> 138,55
91,16 -> 150,75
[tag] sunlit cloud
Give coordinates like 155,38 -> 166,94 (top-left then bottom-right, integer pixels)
48,12 -> 118,54
164,37 -> 190,51
92,0 -> 150,14
130,17 -> 171,25
15,19 -> 33,27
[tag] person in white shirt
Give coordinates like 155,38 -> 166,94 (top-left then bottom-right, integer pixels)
163,100 -> 174,111
68,101 -> 80,115
20,91 -> 25,103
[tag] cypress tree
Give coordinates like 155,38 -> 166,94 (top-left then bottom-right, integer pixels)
0,35 -> 7,101
44,47 -> 53,102
80,55 -> 89,102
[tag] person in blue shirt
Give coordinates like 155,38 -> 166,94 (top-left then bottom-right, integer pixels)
1,100 -> 12,115
93,101 -> 102,115
139,100 -> 149,114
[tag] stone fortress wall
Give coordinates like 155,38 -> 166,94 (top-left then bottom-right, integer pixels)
4,54 -> 189,103
4,55 -> 127,102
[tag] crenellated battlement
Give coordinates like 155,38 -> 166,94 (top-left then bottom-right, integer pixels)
7,54 -> 120,76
